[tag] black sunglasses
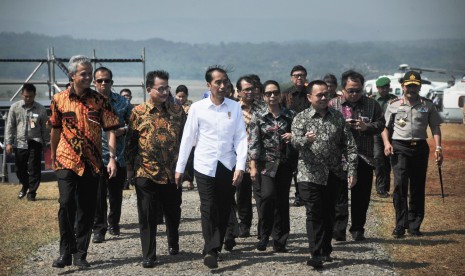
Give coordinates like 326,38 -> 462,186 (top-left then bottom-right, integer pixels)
95,79 -> 112,84
264,90 -> 280,97
346,89 -> 363,94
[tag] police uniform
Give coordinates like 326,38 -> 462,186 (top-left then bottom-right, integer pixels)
385,73 -> 443,236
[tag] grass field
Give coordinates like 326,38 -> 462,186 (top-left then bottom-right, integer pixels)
0,124 -> 464,275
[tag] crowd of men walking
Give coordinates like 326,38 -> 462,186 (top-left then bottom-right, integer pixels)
4,55 -> 443,270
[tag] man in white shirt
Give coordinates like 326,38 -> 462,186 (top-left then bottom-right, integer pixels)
175,66 -> 248,269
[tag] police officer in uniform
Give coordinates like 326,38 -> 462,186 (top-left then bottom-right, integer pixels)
381,71 -> 443,238
373,77 -> 398,198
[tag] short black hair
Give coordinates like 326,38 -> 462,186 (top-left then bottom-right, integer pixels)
341,70 -> 365,89
21,83 -> 36,94
262,80 -> 281,93
120,88 -> 132,95
205,65 -> 228,83
246,74 -> 262,93
307,80 -> 327,95
290,65 -> 307,76
94,66 -> 113,80
175,84 -> 189,96
236,76 -> 254,91
146,70 -> 169,88
323,74 -> 338,86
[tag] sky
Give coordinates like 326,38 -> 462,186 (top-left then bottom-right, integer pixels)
1,0 -> 465,44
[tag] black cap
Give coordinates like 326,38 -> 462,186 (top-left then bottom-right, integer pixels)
403,71 -> 421,86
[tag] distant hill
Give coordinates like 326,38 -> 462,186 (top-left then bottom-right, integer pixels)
1,32 -> 465,83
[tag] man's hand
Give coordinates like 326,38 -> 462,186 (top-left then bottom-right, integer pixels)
348,175 -> 357,189
175,172 -> 184,189
250,167 -> 258,183
232,170 -> 243,187
355,120 -> 367,131
5,144 -> 13,155
107,159 -> 117,178
435,148 -> 443,166
384,143 -> 394,156
305,131 -> 316,143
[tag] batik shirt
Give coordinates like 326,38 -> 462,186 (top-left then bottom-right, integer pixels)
329,95 -> 385,166
249,107 -> 296,177
291,106 -> 358,185
50,86 -> 119,176
181,100 -> 193,114
125,99 -> 186,184
240,99 -> 262,173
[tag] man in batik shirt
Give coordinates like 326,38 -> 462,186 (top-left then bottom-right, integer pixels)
125,70 -> 186,268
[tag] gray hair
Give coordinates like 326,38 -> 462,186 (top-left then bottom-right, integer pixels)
68,55 -> 92,75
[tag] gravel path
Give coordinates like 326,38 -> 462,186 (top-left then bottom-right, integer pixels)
20,186 -> 396,275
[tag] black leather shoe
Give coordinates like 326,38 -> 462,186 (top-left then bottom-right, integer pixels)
238,228 -> 251,238
293,199 -> 304,207
142,258 -> 156,268
321,255 -> 333,262
272,240 -> 287,253
351,231 -> 365,241
392,227 -> 405,239
408,229 -> 423,236
203,251 -> 218,269
307,256 -> 323,269
92,233 -> 105,243
108,226 -> 120,236
73,258 -> 90,269
52,254 -> 72,268
256,237 -> 269,251
18,190 -> 26,199
169,244 -> 179,255
27,194 -> 36,201
377,192 -> 390,198
223,239 -> 236,251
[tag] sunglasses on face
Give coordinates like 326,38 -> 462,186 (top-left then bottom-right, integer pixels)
346,88 -> 363,94
264,90 -> 280,97
95,79 -> 112,84
292,74 -> 306,79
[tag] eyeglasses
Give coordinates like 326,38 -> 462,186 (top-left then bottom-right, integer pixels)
291,73 -> 306,79
241,87 -> 255,93
264,90 -> 280,97
346,88 -> 363,94
95,79 -> 112,84
152,86 -> 171,94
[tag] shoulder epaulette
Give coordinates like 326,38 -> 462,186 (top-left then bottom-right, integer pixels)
389,98 -> 401,104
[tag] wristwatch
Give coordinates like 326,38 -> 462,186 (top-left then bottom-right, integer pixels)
109,154 -> 118,161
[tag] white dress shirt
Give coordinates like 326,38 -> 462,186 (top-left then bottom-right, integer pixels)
176,96 -> 248,177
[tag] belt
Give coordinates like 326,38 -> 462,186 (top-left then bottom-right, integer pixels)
394,140 -> 426,146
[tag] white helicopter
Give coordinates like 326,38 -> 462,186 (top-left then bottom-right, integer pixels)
364,64 -> 448,99
430,75 -> 465,123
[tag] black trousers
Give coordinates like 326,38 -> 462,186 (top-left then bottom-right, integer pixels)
135,177 -> 182,260
252,173 -> 262,239
56,165 -> 99,260
259,162 -> 293,245
391,140 -> 429,232
14,140 -> 43,196
195,162 -> 235,254
236,172 -> 253,230
298,172 -> 341,257
374,135 -> 392,194
333,177 -> 348,239
93,164 -> 126,235
349,157 -> 374,233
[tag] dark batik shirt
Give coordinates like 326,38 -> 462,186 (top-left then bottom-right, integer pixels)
240,99 -> 263,173
249,107 -> 296,177
50,87 -> 119,176
125,99 -> 186,184
329,95 -> 385,166
291,106 -> 358,185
